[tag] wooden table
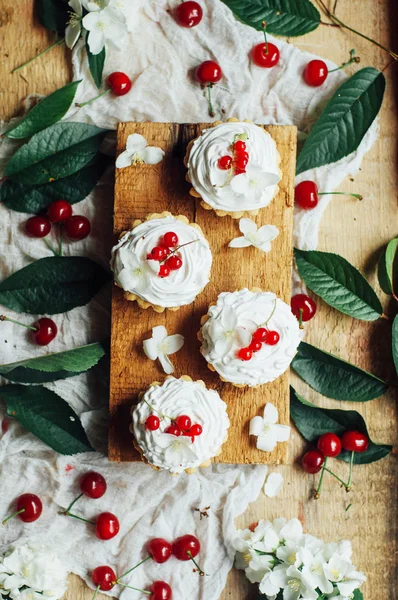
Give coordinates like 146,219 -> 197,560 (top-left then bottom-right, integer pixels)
1,2 -> 396,599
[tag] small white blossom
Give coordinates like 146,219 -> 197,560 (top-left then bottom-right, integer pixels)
249,403 -> 291,452
115,250 -> 151,293
269,564 -> 318,600
65,0 -> 83,49
263,472 -> 284,498
83,5 -> 128,55
116,134 -> 165,169
230,164 -> 280,202
208,305 -> 252,358
229,218 -> 279,253
143,326 -> 184,375
155,433 -> 198,467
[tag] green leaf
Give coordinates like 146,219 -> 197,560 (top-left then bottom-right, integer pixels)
220,0 -> 320,36
296,68 -> 385,174
0,342 -> 107,384
36,0 -> 69,34
290,387 -> 392,464
5,81 -> 82,139
294,248 -> 383,321
352,591 -> 364,600
291,341 -> 388,401
0,256 -> 111,315
392,315 -> 398,376
6,122 -> 107,185
86,39 -> 106,89
377,237 -> 398,295
1,385 -> 93,454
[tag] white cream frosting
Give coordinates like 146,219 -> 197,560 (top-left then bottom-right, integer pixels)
110,215 -> 212,308
187,122 -> 281,213
131,377 -> 230,474
200,289 -> 300,387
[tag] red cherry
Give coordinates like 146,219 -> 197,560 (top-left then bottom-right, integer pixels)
149,246 -> 168,261
317,433 -> 342,458
166,255 -> 183,270
237,347 -> 253,361
249,339 -> 262,352
80,472 -> 107,499
25,216 -> 51,238
64,215 -> 91,240
174,0 -> 203,27
33,318 -> 57,346
108,72 -> 132,96
218,155 -> 232,170
150,581 -> 172,600
234,155 -> 249,170
302,450 -> 325,474
234,140 -> 246,152
47,200 -> 73,223
252,42 -> 280,68
2,493 -> 43,525
163,231 -> 179,247
264,330 -> 280,345
146,415 -> 160,431
1,419 -> 10,433
175,415 -> 192,431
195,60 -> 223,84
190,423 -> 203,436
92,566 -> 116,591
172,534 -> 200,561
148,538 -> 172,564
158,264 -> 171,278
164,425 -> 181,436
341,430 -> 369,453
295,181 -> 319,210
252,327 -> 267,342
291,294 -> 317,323
303,59 -> 328,86
95,512 -> 120,540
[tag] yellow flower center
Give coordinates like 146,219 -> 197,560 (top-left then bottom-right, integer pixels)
288,578 -> 301,592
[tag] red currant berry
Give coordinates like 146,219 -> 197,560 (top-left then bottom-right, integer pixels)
166,255 -> 183,270
264,330 -> 280,345
234,140 -> 246,152
234,167 -> 246,175
25,216 -> 51,238
149,246 -> 167,261
317,433 -> 342,458
81,472 -> 107,499
190,423 -> 203,436
164,425 -> 181,436
174,0 -> 203,27
172,534 -> 200,561
249,339 -> 262,352
33,318 -> 57,346
195,60 -> 222,84
234,156 -> 249,170
2,493 -> 43,525
158,264 -> 171,278
47,200 -> 73,223
218,155 -> 232,170
108,72 -> 132,96
163,231 -> 179,247
303,60 -> 328,86
146,415 -> 160,431
252,42 -> 280,68
252,328 -> 267,342
341,431 -> 369,453
1,419 -> 10,434
64,216 -> 91,240
92,566 -> 116,592
95,512 -> 120,541
295,181 -> 319,210
175,415 -> 192,431
291,294 -> 317,323
150,581 -> 172,600
237,347 -> 253,361
302,450 -> 324,474
148,538 -> 172,564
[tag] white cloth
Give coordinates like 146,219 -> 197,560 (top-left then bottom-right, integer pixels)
0,1 -> 378,598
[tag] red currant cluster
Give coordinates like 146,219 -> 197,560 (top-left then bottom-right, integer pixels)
302,431 -> 369,498
217,138 -> 249,176
146,414 -> 203,443
25,200 -> 91,243
147,231 -> 183,278
237,327 -> 280,362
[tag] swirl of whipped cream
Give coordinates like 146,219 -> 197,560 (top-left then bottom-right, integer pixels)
187,122 -> 281,213
132,377 -> 230,474
110,215 -> 212,308
200,289 -> 300,387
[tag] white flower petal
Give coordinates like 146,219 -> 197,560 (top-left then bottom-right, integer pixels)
239,218 -> 258,236
235,326 -> 252,348
65,22 -> 81,49
264,472 -> 284,497
257,224 -> 279,242
151,325 -> 168,343
260,171 -> 281,187
158,351 -> 175,375
69,0 -> 83,14
115,149 -> 133,169
249,416 -> 264,437
162,334 -> 184,355
214,335 -> 234,358
126,133 -> 147,154
146,259 -> 160,273
220,305 -> 237,329
257,428 -> 278,452
274,424 -> 291,443
143,146 -> 165,164
85,26 -> 105,55
230,173 -> 250,195
228,236 -> 253,248
262,402 -> 279,424
143,337 -> 159,361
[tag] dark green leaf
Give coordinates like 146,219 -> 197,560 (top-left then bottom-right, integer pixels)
290,387 -> 392,464
352,591 -> 364,600
5,81 -> 82,139
377,237 -> 398,295
0,342 -> 107,384
392,315 -> 398,376
296,68 -> 385,174
36,0 -> 69,34
220,0 -> 320,36
294,248 -> 383,321
6,122 -> 107,185
0,256 -> 111,315
1,384 -> 93,454
86,39 -> 106,89
291,341 -> 388,401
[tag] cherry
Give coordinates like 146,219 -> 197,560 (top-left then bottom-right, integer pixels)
165,425 -> 181,436
174,0 -> 203,27
163,231 -> 179,247
148,538 -> 172,563
81,472 -> 107,499
317,433 -> 342,458
302,450 -> 324,474
234,140 -> 246,153
108,72 -> 132,96
149,246 -> 168,261
341,430 -> 369,453
2,493 -> 43,525
92,566 -> 116,592
252,42 -> 280,68
218,155 -> 232,170
47,200 -> 73,223
172,534 -> 200,560
190,423 -> 203,436
291,294 -> 317,324
146,415 -> 160,431
25,216 -> 51,238
95,512 -> 120,540
159,264 -> 171,278
64,215 -> 91,240
252,327 -> 267,342
150,581 -> 172,600
304,59 -> 328,86
33,317 -> 57,346
264,330 -> 280,345
234,155 -> 248,171
295,180 -> 319,210
175,415 -> 192,431
249,339 -> 262,352
166,255 -> 183,270
195,60 -> 222,84
237,347 -> 253,361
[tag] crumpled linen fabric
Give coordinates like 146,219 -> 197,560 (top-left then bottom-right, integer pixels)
0,1 -> 378,598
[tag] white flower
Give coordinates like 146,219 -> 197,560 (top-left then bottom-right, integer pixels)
82,0 -> 111,10
249,403 -> 291,452
116,134 -> 165,169
155,433 -> 198,467
65,0 -> 83,49
208,305 -> 252,358
324,555 -> 366,597
230,164 -> 280,202
263,472 -> 284,498
229,218 -> 279,253
115,250 -> 151,293
143,326 -> 184,375
83,5 -> 128,54
269,564 -> 318,600
245,553 -> 274,584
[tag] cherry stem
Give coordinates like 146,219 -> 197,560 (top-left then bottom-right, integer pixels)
11,37 -> 65,73
117,582 -> 151,594
92,585 -> 100,600
187,551 -> 207,577
314,457 -> 328,498
262,299 -> 277,328
323,466 -> 349,490
319,191 -> 363,200
64,512 -> 95,526
0,315 -> 37,332
160,239 -> 200,265
206,84 -> 215,118
43,237 -> 59,256
346,450 -> 355,490
2,508 -> 25,525
261,21 -> 269,55
329,49 -> 360,72
117,555 -> 152,581
63,492 -> 83,515
76,89 -> 110,108
143,399 -> 174,422
298,308 -> 304,330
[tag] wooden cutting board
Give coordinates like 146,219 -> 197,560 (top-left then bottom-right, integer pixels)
109,122 -> 297,464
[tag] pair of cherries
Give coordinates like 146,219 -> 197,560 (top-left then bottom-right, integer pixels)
26,199 -> 91,242
218,139 -> 249,175
146,414 -> 203,442
237,327 -> 280,362
147,231 -> 183,278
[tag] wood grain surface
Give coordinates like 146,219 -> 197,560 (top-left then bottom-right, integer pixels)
109,122 -> 296,466
1,1 -> 397,599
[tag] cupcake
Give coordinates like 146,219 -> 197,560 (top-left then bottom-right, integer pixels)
110,212 -> 212,312
185,119 -> 281,218
131,376 -> 230,474
199,289 -> 300,387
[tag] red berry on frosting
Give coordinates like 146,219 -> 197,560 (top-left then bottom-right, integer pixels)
252,328 -> 267,342
303,60 -> 328,86
264,330 -> 280,345
165,425 -> 181,436
163,231 -> 179,247
47,200 -> 73,223
146,415 -> 160,431
237,347 -> 253,361
174,0 -> 203,28
108,72 -> 132,96
158,264 -> 171,278
149,246 -> 168,261
234,140 -> 246,153
166,255 -> 183,270
190,424 -> 203,436
234,155 -> 248,171
176,415 -> 192,431
218,155 -> 232,170
25,216 -> 51,238
249,339 -> 262,352
252,42 -> 280,68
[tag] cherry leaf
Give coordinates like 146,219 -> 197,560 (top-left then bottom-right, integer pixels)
392,315 -> 398,376
377,237 -> 398,295
86,38 -> 106,89
36,0 -> 69,34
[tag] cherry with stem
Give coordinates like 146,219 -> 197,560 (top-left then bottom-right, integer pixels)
0,315 -> 58,346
